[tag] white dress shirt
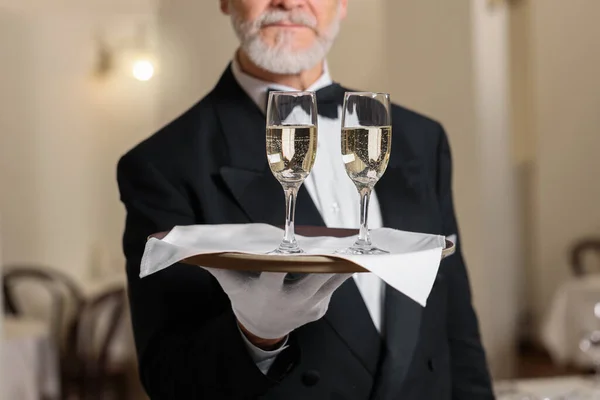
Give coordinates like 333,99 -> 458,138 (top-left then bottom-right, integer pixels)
231,58 -> 386,373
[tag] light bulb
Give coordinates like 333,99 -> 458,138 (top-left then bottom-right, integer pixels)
132,59 -> 154,81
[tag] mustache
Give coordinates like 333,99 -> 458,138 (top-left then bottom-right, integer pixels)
255,10 -> 318,30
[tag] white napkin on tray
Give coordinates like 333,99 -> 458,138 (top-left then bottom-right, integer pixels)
141,223 -> 446,306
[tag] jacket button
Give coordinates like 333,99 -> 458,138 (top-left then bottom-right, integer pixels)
302,370 -> 320,386
427,358 -> 435,372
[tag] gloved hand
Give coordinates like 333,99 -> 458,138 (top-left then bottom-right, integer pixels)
204,269 -> 352,340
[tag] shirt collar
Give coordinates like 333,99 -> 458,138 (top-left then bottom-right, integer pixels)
231,56 -> 334,114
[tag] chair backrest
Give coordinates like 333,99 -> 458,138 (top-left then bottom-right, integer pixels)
76,286 -> 127,375
570,238 -> 600,276
3,265 -> 85,349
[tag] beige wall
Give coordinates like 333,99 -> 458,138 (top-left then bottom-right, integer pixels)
326,0 -> 386,91
0,5 -> 159,280
0,10 -> 41,264
527,0 -> 600,327
156,1 -> 237,126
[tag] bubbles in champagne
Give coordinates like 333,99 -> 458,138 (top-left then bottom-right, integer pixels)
341,126 -> 392,189
266,125 -> 317,185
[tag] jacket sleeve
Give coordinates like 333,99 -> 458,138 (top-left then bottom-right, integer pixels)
434,126 -> 495,399
117,151 -> 292,399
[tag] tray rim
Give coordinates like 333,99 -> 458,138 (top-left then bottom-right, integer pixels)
178,239 -> 455,273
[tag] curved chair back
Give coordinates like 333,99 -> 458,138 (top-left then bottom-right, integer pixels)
76,287 -> 127,376
570,239 -> 600,276
3,265 -> 85,349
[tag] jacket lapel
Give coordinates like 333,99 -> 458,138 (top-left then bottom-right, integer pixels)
324,279 -> 382,377
370,290 -> 423,399
213,66 -> 324,227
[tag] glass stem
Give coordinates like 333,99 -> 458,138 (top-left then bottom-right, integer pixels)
281,185 -> 299,248
355,187 -> 372,247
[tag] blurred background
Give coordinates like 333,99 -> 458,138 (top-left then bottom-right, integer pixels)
1,0 -> 599,398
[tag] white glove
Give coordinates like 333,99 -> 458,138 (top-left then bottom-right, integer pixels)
204,269 -> 352,339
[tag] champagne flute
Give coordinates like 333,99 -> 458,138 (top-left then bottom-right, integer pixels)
338,92 -> 392,255
266,91 -> 318,254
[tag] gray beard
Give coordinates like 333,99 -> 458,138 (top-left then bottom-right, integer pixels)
230,8 -> 341,75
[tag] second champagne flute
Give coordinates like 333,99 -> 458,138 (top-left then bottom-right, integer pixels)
266,91 -> 318,254
338,92 -> 392,255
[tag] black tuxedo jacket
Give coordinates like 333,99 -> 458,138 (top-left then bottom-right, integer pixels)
117,66 -> 494,400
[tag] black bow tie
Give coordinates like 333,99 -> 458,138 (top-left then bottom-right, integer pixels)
266,83 -> 343,119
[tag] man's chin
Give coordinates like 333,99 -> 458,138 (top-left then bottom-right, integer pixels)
241,36 -> 327,75
260,31 -> 317,50
259,44 -> 321,59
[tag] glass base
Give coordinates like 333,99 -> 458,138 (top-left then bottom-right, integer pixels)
268,242 -> 304,255
335,245 -> 389,255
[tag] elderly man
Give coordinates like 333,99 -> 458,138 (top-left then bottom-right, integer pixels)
117,0 -> 494,399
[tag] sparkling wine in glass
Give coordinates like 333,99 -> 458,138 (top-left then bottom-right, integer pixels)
266,91 -> 318,254
338,92 -> 392,255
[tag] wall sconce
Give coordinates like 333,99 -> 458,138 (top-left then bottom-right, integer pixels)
93,24 -> 156,82
132,59 -> 155,82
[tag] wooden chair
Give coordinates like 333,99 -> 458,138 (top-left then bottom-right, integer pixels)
570,238 -> 600,276
62,286 -> 129,400
2,265 -> 85,352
